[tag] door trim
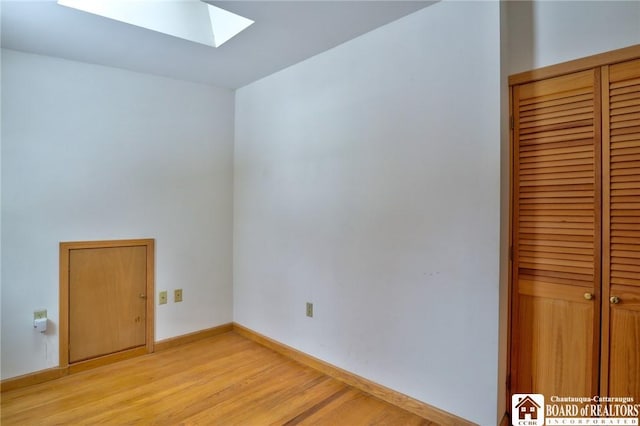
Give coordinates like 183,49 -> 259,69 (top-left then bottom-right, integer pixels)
59,238 -> 155,368
509,44 -> 640,86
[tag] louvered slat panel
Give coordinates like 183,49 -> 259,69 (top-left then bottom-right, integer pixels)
607,60 -> 640,289
515,70 -> 598,285
520,127 -> 593,143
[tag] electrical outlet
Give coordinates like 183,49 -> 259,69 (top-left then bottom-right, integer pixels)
159,291 -> 168,305
174,289 -> 183,303
34,309 -> 47,320
306,302 -> 313,318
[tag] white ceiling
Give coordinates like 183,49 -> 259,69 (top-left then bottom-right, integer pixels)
1,1 -> 436,89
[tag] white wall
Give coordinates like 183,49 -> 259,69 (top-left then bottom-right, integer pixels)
506,0 -> 640,74
1,49 -> 234,379
234,2 -> 501,424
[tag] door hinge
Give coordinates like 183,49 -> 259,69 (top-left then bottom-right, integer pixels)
509,246 -> 514,261
510,115 -> 514,130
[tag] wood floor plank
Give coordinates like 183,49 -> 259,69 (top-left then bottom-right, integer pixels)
295,388 -> 432,426
1,332 -> 433,425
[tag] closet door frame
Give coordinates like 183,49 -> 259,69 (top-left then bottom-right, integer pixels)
507,44 -> 640,410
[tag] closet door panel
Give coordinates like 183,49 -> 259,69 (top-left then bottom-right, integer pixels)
603,58 -> 640,400
512,69 -> 601,396
607,285 -> 640,398
515,282 -> 595,395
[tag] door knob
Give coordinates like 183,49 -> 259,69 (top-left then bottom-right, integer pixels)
610,296 -> 620,304
139,293 -> 147,299
584,293 -> 594,300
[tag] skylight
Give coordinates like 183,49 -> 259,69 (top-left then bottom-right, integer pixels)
57,0 -> 254,48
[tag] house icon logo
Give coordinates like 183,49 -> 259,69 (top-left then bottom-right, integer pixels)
512,394 -> 544,426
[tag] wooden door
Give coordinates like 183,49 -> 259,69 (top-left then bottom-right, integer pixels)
69,245 -> 147,363
511,69 -> 601,396
601,58 -> 640,400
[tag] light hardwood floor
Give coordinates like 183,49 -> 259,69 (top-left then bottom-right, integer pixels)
1,332 -> 434,425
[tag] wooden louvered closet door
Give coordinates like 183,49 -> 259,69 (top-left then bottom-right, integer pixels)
511,69 -> 601,396
602,58 -> 640,401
